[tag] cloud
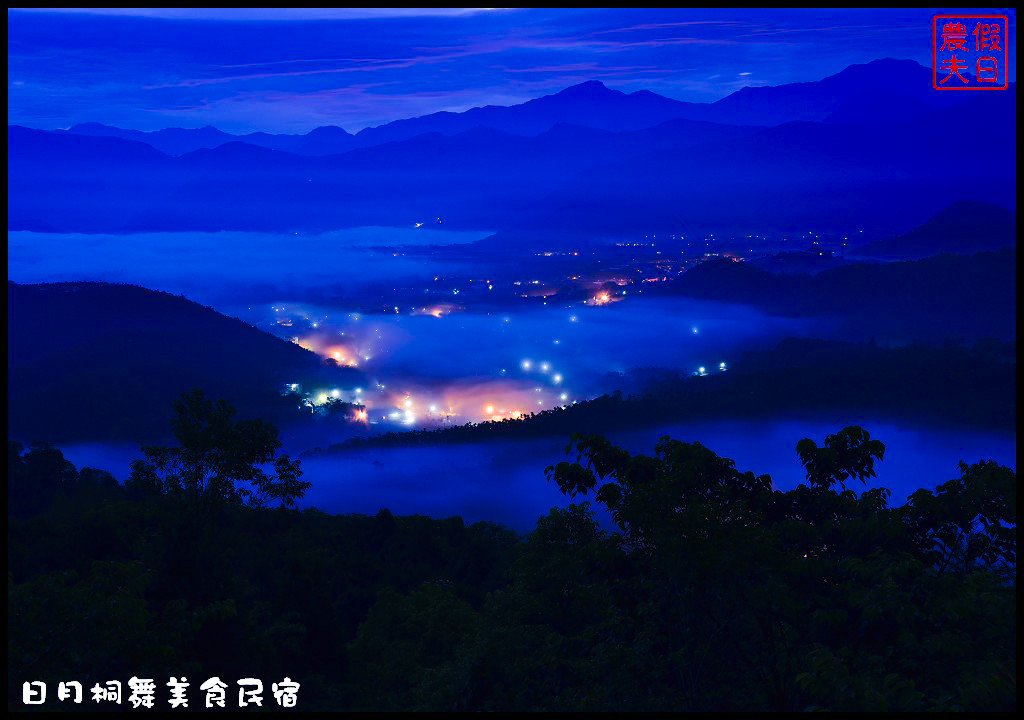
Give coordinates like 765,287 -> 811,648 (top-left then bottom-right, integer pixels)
8,8 -> 968,133
12,8 -> 513,21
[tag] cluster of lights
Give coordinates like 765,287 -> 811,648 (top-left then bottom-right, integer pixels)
510,358 -> 572,411
482,403 -> 526,421
520,358 -> 564,385
280,285 -> 749,434
275,237 -> 777,434
375,392 -> 460,426
331,350 -> 359,367
695,362 -> 728,377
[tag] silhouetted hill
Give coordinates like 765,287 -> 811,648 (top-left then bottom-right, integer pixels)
7,282 -> 362,444
667,247 -> 1016,339
57,121 -> 358,157
8,125 -> 190,232
349,79 -> 707,145
702,59 -> 965,126
854,200 -> 1016,259
60,122 -> 239,156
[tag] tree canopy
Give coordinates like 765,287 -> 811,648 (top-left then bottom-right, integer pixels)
7,420 -> 1016,711
127,388 -> 308,509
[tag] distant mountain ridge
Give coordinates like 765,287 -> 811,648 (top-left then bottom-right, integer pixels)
7,118 -> 765,232
59,121 -> 357,157
48,79 -> 709,156
475,88 -> 1014,245
700,58 -> 966,126
347,79 -> 708,146
9,58 -> 1016,236
39,58 -> 975,156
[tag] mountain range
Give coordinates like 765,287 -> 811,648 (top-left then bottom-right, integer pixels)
48,59 -> 969,155
8,58 -> 1016,238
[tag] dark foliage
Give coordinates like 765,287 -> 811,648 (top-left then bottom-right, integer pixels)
126,389 -> 309,511
7,398 -> 1016,711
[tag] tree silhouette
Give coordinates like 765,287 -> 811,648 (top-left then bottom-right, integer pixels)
541,427 -> 1015,711
546,433 -> 773,551
795,426 -> 885,491
7,422 -> 1016,711
127,388 -> 309,509
902,459 -> 1016,574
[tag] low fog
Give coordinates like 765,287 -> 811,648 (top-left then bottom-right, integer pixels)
14,227 -> 1016,532
60,418 -> 1017,533
7,227 -> 491,306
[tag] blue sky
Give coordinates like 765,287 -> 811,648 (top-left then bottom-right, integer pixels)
7,7 -> 1017,134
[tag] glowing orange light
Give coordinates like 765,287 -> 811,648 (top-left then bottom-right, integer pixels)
413,303 -> 461,318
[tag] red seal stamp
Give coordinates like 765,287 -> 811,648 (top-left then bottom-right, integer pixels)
933,15 -> 1009,89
